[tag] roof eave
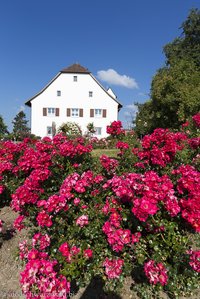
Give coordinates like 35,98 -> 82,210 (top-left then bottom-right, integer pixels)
25,72 -> 61,107
90,74 -> 123,108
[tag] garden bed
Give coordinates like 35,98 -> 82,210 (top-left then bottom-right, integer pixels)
0,118 -> 199,299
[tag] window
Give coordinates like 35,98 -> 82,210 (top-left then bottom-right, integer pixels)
57,90 -> 61,96
71,108 -> 79,117
95,109 -> 102,117
43,108 -> 59,116
47,108 -> 56,116
67,108 -> 83,117
89,91 -> 93,97
95,127 -> 102,135
73,76 -> 77,82
47,126 -> 52,135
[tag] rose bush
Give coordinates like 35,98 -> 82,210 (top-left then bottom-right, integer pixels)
0,116 -> 199,299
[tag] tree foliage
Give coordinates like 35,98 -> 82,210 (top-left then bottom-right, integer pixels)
12,111 -> 30,140
135,8 -> 200,135
0,115 -> 8,139
134,101 -> 155,136
164,8 -> 200,67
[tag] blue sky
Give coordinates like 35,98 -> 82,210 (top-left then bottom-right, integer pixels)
0,0 -> 199,131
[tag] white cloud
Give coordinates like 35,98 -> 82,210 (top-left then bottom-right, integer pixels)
138,92 -> 148,97
124,103 -> 138,122
124,111 -> 132,117
125,104 -> 138,111
97,69 -> 138,89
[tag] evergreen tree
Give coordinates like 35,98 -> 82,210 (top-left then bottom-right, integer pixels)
0,115 -> 9,139
12,111 -> 30,140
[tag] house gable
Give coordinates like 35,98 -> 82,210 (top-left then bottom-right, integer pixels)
25,63 -> 122,109
25,63 -> 123,139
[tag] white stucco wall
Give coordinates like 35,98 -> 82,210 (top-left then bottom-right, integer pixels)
30,72 -> 119,138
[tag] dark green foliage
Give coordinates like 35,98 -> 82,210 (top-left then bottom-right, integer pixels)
12,111 -> 30,140
135,8 -> 200,135
164,8 -> 200,67
0,115 -> 9,139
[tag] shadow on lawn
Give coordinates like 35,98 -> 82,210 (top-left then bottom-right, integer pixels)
0,228 -> 15,249
71,276 -> 122,299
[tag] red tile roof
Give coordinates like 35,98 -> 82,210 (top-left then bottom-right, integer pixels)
61,63 -> 90,74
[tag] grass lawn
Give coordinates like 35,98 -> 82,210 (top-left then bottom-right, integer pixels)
92,148 -> 118,158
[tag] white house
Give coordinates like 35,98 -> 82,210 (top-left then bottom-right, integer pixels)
25,63 -> 122,138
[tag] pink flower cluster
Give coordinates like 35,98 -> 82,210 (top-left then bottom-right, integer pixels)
59,242 -> 93,262
187,249 -> 200,272
0,219 -> 3,232
54,135 -> 92,157
103,171 -> 180,221
8,135 -> 92,213
59,242 -> 80,263
133,129 -> 187,167
0,117 -> 199,295
32,232 -> 51,250
59,171 -> 102,200
19,240 -> 29,260
29,170 -> 103,229
115,141 -> 129,150
13,215 -> 25,231
36,211 -> 53,227
76,214 -> 89,227
100,155 -> 119,174
103,257 -> 124,279
102,197 -> 140,251
144,260 -> 168,286
106,121 -> 125,137
189,137 -> 200,149
192,113 -> 200,127
174,165 -> 200,232
11,168 -> 51,212
83,248 -> 93,259
103,220 -> 132,252
20,251 -> 70,299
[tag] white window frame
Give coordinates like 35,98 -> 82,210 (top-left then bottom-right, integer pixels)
71,108 -> 79,117
73,76 -> 77,82
95,127 -> 102,135
47,108 -> 56,117
94,109 -> 102,117
89,91 -> 93,97
47,126 -> 53,135
57,90 -> 61,96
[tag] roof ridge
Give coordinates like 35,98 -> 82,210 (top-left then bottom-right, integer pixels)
61,63 -> 90,74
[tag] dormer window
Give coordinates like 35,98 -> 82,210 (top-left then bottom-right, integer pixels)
89,91 -> 93,97
73,76 -> 77,82
57,90 -> 61,96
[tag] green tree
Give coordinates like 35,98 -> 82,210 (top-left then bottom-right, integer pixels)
164,8 -> 200,67
134,101 -> 155,136
12,111 -> 30,140
0,115 -> 9,139
151,59 -> 200,128
135,8 -> 200,135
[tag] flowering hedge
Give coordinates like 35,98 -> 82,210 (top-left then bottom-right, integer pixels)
0,115 -> 200,299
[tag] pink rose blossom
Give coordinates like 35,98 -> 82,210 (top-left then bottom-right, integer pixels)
144,260 -> 168,286
84,249 -> 93,259
103,257 -> 124,279
76,215 -> 89,227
